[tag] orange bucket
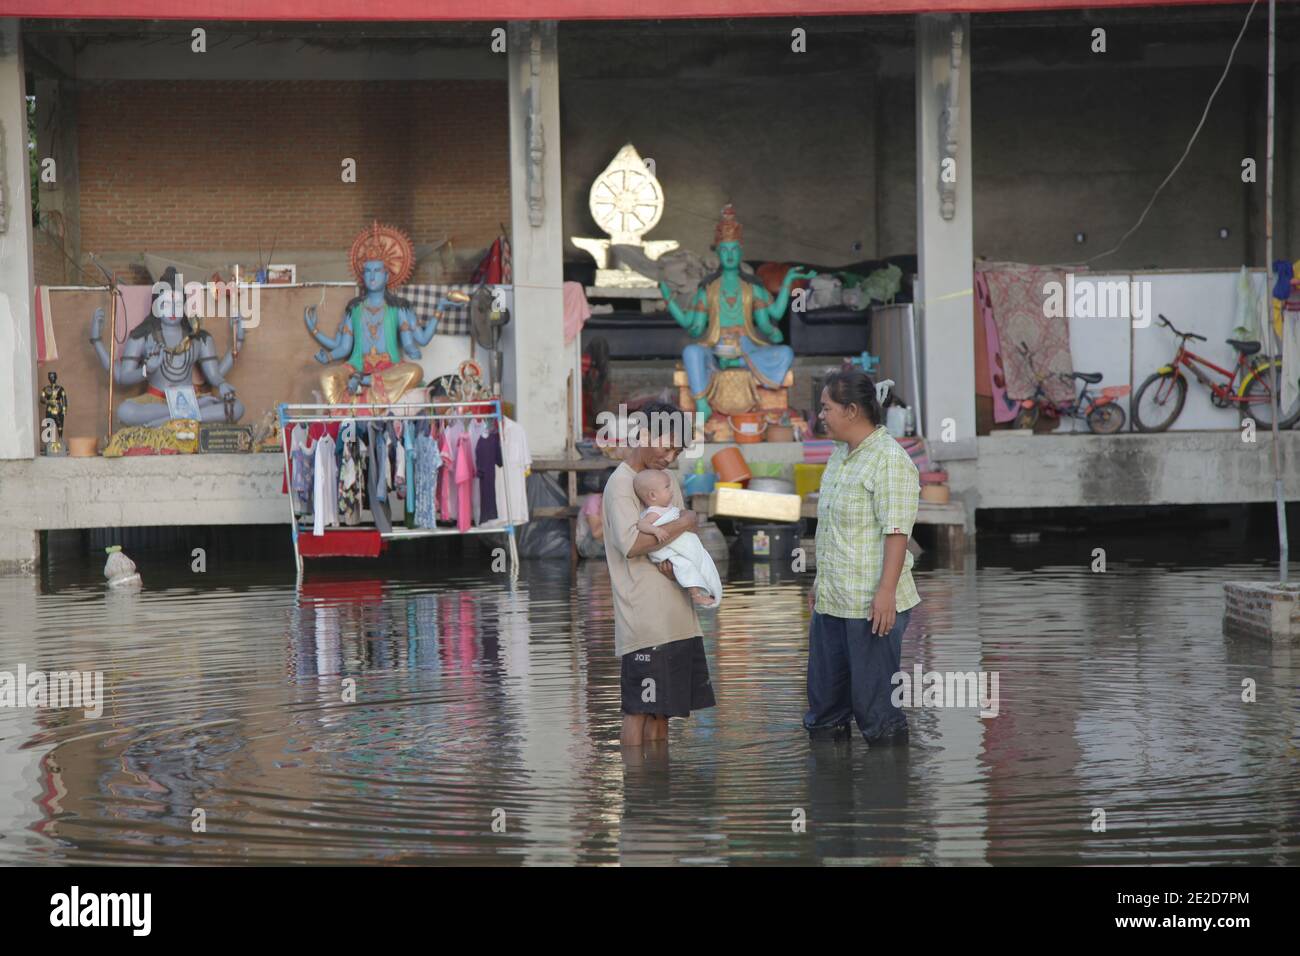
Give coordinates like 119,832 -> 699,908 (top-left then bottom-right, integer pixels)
728,412 -> 767,444
711,447 -> 752,484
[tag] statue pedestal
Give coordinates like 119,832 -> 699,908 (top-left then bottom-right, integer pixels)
673,366 -> 794,414
585,285 -> 663,299
585,284 -> 667,315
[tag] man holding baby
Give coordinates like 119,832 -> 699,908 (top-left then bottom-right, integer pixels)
602,401 -> 716,747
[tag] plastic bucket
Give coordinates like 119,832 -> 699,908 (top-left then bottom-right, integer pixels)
711,447 -> 752,484
920,483 -> 950,504
728,412 -> 767,444
683,472 -> 717,496
794,463 -> 825,498
67,437 -> 98,457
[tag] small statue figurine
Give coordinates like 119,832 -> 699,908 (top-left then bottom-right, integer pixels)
41,371 -> 68,454
304,221 -> 436,406
89,266 -> 246,427
658,205 -> 814,420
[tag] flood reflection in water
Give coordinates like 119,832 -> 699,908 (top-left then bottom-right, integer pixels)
1,532 -> 1297,865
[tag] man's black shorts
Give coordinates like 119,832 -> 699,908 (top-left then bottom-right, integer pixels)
620,636 -> 716,717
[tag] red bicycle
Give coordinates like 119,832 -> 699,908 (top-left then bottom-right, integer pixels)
1132,314 -> 1300,431
1013,342 -> 1129,434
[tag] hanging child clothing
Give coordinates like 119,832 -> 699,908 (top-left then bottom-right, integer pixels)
337,422 -> 363,527
289,423 -> 313,516
414,424 -> 443,529
475,424 -> 503,523
437,427 -> 457,522
312,432 -> 339,536
481,415 -> 532,528
366,422 -> 393,534
467,420 -> 483,525
454,426 -> 475,533
389,420 -> 407,523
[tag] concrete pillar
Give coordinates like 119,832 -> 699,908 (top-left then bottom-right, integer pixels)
915,15 -> 976,456
0,19 -> 36,463
504,21 -> 569,459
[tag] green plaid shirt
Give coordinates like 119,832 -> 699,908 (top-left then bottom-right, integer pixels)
814,426 -> 922,618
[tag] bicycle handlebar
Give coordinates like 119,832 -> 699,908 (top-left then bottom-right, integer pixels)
1157,314 -> 1206,342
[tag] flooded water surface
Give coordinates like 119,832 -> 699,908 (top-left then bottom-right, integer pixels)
1,529 -> 1297,865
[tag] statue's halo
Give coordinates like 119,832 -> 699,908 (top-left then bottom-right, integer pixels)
349,220 -> 416,289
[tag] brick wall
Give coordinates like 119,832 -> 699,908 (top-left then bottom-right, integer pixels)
1222,582 -> 1300,641
76,80 -> 510,276
34,230 -> 67,286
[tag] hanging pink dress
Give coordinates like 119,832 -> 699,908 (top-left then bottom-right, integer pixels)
437,430 -> 456,521
455,430 -> 475,532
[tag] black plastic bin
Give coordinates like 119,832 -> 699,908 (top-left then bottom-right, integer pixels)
730,520 -> 802,564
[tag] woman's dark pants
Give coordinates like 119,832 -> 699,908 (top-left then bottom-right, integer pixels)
804,609 -> 911,741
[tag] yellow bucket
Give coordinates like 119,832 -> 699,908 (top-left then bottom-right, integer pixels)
794,463 -> 825,499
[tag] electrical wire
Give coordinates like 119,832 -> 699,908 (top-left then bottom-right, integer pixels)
1070,0 -> 1260,267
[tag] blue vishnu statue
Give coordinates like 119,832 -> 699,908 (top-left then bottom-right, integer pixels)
658,205 -> 814,419
304,221 -> 435,406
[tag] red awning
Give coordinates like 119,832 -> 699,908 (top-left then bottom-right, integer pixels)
2,0 -> 1250,22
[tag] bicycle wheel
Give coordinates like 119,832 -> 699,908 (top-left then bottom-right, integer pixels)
1132,371 -> 1187,432
1013,404 -> 1039,430
1240,362 -> 1300,428
1087,402 -> 1126,434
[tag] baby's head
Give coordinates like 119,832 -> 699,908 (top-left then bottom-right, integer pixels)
633,468 -> 673,508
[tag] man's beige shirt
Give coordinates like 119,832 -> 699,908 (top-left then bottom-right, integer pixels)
602,462 -> 701,657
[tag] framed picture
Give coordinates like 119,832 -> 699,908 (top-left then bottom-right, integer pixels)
165,385 -> 201,421
265,264 -> 296,284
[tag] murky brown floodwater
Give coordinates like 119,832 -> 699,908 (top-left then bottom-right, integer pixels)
1,526 -> 1297,865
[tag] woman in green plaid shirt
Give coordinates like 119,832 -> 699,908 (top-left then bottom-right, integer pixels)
804,369 -> 921,746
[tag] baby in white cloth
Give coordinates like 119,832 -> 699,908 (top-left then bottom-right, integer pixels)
633,469 -> 723,609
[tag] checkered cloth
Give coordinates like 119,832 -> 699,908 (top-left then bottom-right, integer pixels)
814,427 -> 921,619
396,284 -> 514,336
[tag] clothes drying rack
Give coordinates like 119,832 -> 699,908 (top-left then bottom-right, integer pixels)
277,399 -> 520,579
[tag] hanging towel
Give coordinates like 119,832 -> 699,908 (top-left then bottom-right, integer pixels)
1282,309 -> 1300,412
975,262 -> 1076,406
975,270 -> 1018,424
35,286 -> 58,362
1273,260 -> 1300,410
1232,266 -> 1260,341
563,281 -> 593,344
298,529 -> 382,558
